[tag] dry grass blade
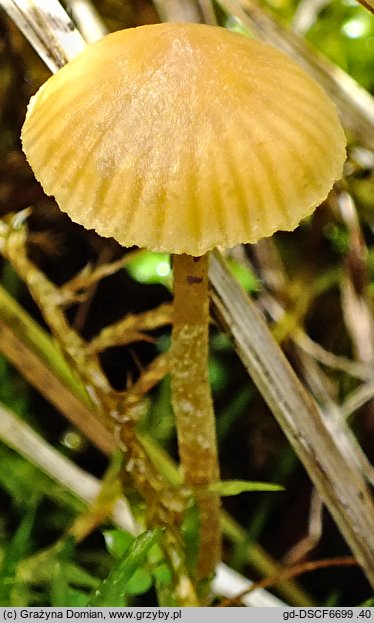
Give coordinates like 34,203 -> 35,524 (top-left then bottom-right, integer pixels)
213,565 -> 285,607
342,381 -> 374,420
0,0 -> 86,71
0,284 -> 114,454
355,0 -> 374,14
209,250 -> 374,588
197,0 -> 217,23
0,400 -> 138,534
336,191 -> 374,364
294,331 -> 373,381
152,0 -> 203,22
65,0 -> 108,42
293,343 -> 374,486
219,557 -> 357,607
282,489 -> 323,565
292,0 -> 330,34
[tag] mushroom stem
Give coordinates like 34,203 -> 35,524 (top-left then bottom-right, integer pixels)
171,252 -> 221,581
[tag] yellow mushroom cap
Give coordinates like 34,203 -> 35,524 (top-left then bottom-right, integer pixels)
21,23 -> 346,256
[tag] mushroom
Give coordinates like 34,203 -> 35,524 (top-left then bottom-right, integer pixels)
21,22 -> 346,582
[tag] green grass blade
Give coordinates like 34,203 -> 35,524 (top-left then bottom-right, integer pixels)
90,529 -> 163,606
